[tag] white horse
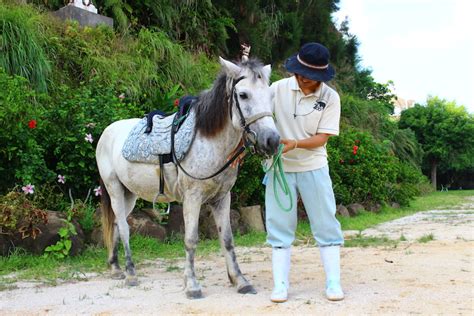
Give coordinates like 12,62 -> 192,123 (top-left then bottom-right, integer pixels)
96,57 -> 280,298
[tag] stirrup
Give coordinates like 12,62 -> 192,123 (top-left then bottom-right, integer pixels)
153,193 -> 171,215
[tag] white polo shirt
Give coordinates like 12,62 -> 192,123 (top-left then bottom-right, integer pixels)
270,76 -> 341,172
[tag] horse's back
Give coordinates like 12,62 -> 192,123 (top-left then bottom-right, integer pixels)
96,118 -> 140,177
96,118 -> 177,202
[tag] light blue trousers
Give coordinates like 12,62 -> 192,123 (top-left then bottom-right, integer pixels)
265,165 -> 344,248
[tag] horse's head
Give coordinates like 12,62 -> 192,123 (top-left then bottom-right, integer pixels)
219,57 -> 280,157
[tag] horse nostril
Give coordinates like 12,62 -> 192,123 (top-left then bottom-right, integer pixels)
266,134 -> 280,153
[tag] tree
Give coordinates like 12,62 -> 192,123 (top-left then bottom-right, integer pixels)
399,97 -> 474,189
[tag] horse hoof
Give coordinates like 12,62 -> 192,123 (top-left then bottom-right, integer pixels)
238,284 -> 257,294
125,276 -> 139,286
186,289 -> 203,299
111,271 -> 126,280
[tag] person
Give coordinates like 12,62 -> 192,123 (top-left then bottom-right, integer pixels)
265,42 -> 344,303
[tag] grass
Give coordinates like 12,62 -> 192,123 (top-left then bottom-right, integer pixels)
337,190 -> 473,231
417,233 -> 435,243
0,232 -> 266,284
344,235 -> 399,248
0,190 -> 471,285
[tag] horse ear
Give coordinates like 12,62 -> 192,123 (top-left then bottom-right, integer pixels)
219,57 -> 241,78
262,64 -> 272,81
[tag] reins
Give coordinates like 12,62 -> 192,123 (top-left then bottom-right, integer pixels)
262,144 -> 293,212
170,75 -> 271,181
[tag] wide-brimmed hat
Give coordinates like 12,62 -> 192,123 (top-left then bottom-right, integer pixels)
285,43 -> 335,82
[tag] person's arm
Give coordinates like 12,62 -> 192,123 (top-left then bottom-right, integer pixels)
281,133 -> 332,154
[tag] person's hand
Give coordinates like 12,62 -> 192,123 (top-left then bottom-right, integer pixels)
228,139 -> 246,168
280,138 -> 298,154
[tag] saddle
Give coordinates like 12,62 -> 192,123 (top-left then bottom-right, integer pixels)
121,96 -> 197,164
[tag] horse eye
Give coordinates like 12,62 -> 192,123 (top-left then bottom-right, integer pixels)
257,74 -> 262,79
239,92 -> 248,100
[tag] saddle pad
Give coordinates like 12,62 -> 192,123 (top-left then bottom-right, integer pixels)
122,110 -> 196,163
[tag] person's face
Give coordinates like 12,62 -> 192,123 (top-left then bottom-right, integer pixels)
295,74 -> 321,92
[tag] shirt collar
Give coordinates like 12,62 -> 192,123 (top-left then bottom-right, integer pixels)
290,76 -> 323,98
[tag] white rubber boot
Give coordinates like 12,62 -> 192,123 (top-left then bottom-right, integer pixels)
320,246 -> 344,301
270,247 -> 291,303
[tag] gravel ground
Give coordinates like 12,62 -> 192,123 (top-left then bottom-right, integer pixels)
1,203 -> 473,315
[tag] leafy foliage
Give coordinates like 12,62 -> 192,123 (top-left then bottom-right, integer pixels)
43,21 -> 217,104
71,198 -> 98,235
0,191 -> 48,239
0,1 -> 434,219
399,97 -> 474,188
44,209 -> 77,259
61,0 -> 236,54
232,155 -> 265,208
0,69 -> 53,190
0,4 -> 51,91
328,128 -> 425,206
39,83 -> 139,194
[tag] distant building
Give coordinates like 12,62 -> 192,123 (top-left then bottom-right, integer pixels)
392,96 -> 416,117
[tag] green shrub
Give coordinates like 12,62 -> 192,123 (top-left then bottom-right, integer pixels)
232,155 -> 265,208
38,82 -> 141,195
44,209 -> 77,259
0,4 -> 51,92
71,200 -> 98,235
43,22 -> 218,104
0,67 -> 140,197
0,190 -> 48,239
328,128 -> 428,206
389,162 -> 431,206
0,69 -> 53,191
329,129 -> 396,205
28,182 -> 69,214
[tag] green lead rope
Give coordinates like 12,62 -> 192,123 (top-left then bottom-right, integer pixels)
262,144 -> 293,212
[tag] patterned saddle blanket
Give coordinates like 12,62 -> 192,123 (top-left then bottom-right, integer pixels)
122,110 -> 196,164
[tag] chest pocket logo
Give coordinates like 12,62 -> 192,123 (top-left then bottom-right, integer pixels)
314,100 -> 327,111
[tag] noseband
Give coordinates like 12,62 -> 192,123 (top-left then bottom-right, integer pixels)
171,75 -> 273,181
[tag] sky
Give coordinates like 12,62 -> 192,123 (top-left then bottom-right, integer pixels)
332,0 -> 474,113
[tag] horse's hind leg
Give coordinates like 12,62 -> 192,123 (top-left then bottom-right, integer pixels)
211,192 -> 256,294
117,190 -> 138,286
182,194 -> 203,299
107,182 -> 138,286
109,224 -> 125,279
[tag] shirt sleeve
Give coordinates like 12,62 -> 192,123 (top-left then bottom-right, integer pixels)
316,91 -> 341,136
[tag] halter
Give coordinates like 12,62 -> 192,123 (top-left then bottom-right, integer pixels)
171,75 -> 273,180
231,76 -> 273,154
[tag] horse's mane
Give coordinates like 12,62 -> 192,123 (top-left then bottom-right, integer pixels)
194,59 -> 265,137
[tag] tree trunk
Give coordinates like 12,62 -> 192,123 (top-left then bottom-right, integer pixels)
431,161 -> 437,190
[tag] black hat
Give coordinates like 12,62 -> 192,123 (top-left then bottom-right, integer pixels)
285,43 -> 335,82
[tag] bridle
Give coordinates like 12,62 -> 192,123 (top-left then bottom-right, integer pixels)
170,75 -> 273,180
231,76 -> 273,154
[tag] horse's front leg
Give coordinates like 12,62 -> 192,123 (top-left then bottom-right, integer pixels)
183,194 -> 203,299
211,192 -> 257,294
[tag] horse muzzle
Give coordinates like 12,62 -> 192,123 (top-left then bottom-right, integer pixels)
255,129 -> 280,157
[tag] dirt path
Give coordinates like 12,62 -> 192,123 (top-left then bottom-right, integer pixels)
1,203 -> 473,315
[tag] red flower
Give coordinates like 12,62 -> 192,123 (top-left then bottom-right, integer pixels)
352,145 -> 359,155
339,159 -> 345,164
349,159 -> 355,164
28,119 -> 37,129
174,99 -> 180,107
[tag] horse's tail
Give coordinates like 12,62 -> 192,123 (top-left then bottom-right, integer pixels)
100,178 -> 115,251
